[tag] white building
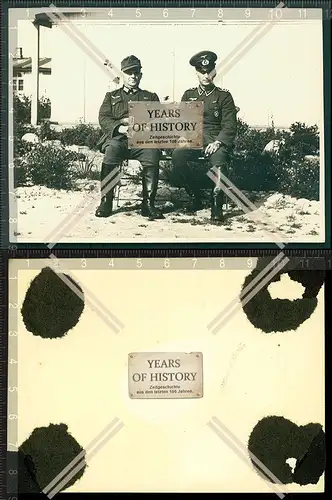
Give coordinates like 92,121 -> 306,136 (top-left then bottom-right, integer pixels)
26,11 -> 323,128
13,47 -> 51,97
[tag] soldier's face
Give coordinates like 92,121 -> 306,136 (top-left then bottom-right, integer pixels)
196,68 -> 216,87
122,68 -> 142,88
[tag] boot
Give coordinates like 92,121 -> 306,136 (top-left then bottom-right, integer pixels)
211,189 -> 225,222
141,166 -> 165,219
211,165 -> 225,222
184,187 -> 204,212
95,163 -> 118,218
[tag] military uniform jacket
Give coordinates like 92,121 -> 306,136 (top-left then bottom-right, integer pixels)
97,86 -> 159,152
181,86 -> 237,148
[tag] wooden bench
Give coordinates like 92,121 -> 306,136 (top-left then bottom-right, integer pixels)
113,150 -> 233,211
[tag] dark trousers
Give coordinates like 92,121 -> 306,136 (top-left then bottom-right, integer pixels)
99,135 -> 163,218
171,145 -> 230,194
171,145 -> 231,220
104,136 -> 160,167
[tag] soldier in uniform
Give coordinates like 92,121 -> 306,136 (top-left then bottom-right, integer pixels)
96,55 -> 164,219
172,51 -> 237,222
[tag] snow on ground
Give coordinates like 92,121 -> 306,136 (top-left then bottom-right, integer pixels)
11,180 -> 323,243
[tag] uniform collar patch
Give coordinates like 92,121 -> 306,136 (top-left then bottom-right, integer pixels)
198,85 -> 216,97
123,86 -> 139,94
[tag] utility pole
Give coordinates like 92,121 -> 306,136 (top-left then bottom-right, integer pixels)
83,58 -> 86,123
172,50 -> 175,102
31,23 -> 40,125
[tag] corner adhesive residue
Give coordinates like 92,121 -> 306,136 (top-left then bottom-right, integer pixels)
21,267 -> 85,339
248,416 -> 326,485
241,261 -> 325,333
19,423 -> 87,492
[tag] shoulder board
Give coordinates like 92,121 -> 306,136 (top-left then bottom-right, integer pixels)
183,88 -> 197,95
109,89 -> 121,95
217,87 -> 230,93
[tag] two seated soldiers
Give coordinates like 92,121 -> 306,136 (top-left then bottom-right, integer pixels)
95,51 -> 237,222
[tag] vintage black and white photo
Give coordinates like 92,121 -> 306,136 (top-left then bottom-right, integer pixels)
8,7 -> 326,243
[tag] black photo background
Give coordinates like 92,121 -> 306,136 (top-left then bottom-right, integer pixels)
10,264 -> 325,492
7,449 -> 41,494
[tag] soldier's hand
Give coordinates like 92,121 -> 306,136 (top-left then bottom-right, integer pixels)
118,125 -> 129,135
204,141 -> 221,157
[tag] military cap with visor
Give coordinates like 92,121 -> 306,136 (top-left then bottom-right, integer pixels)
121,55 -> 142,73
189,51 -> 217,72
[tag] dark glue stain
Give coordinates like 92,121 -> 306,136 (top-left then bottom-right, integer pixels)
21,267 -> 85,339
248,416 -> 326,486
287,270 -> 325,299
293,424 -> 326,485
241,261 -> 325,333
19,423 -> 87,492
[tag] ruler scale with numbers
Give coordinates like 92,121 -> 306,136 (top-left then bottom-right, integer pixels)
0,252 -> 9,498
2,248 -> 332,269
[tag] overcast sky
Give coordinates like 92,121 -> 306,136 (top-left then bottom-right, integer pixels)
14,13 -> 324,127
